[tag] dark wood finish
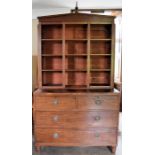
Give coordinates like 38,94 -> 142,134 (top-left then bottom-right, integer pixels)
38,13 -> 114,23
35,111 -> 118,128
35,128 -> 117,146
115,82 -> 122,112
37,13 -> 115,89
34,12 -> 119,154
77,95 -> 120,110
35,96 -> 76,111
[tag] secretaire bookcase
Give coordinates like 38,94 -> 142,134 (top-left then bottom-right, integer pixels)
33,11 -> 120,154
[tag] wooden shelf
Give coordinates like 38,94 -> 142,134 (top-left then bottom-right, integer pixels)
89,86 -> 111,89
40,22 -> 113,89
65,54 -> 87,56
65,85 -> 87,89
90,69 -> 111,71
42,54 -> 62,57
90,54 -> 111,56
65,69 -> 87,72
42,70 -> 62,72
66,39 -> 87,41
42,39 -> 62,41
90,39 -> 111,41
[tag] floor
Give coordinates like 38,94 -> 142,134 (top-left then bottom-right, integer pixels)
32,146 -> 114,155
32,114 -> 122,155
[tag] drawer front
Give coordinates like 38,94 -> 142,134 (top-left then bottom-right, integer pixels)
35,111 -> 119,128
35,128 -> 117,146
77,95 -> 119,110
35,96 -> 76,111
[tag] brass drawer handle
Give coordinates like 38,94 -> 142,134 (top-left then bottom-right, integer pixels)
52,115 -> 59,122
53,133 -> 59,139
95,133 -> 100,138
94,116 -> 101,121
52,99 -> 59,105
95,100 -> 102,105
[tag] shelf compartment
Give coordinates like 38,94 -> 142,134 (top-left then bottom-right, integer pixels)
42,72 -> 63,87
65,72 -> 87,86
65,40 -> 87,54
65,57 -> 87,70
90,56 -> 111,70
42,24 -> 62,39
90,24 -> 111,39
42,57 -> 62,70
90,71 -> 110,86
65,24 -> 87,39
90,40 -> 111,54
42,41 -> 62,55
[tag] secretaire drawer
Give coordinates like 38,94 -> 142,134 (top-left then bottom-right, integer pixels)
35,111 -> 119,128
35,128 -> 117,146
35,96 -> 76,111
77,95 -> 120,110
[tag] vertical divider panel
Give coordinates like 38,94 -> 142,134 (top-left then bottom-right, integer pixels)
111,22 -> 115,88
87,24 -> 90,88
38,23 -> 42,88
62,23 -> 66,88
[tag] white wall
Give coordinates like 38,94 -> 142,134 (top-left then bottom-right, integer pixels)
32,8 -> 70,19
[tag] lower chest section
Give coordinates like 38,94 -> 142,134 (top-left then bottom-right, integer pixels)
33,92 -> 120,146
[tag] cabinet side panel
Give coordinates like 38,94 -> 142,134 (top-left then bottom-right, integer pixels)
38,24 -> 42,88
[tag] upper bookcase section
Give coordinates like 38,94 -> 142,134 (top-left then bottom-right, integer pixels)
38,13 -> 115,23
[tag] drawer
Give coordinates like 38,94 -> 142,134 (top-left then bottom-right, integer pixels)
35,128 -> 117,146
35,111 -> 119,128
35,96 -> 76,111
77,95 -> 119,110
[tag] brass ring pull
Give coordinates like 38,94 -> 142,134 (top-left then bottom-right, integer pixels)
95,133 -> 100,138
52,115 -> 59,122
53,133 -> 59,139
52,99 -> 59,105
94,116 -> 101,121
95,100 -> 102,105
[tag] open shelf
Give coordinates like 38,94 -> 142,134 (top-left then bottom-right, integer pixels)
42,24 -> 62,39
65,40 -> 87,55
65,24 -> 87,39
89,71 -> 110,87
90,56 -> 111,70
65,72 -> 87,86
42,72 -> 63,87
65,57 -> 87,70
39,22 -> 113,89
42,57 -> 62,70
90,40 -> 111,54
42,41 -> 62,55
90,24 -> 111,39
